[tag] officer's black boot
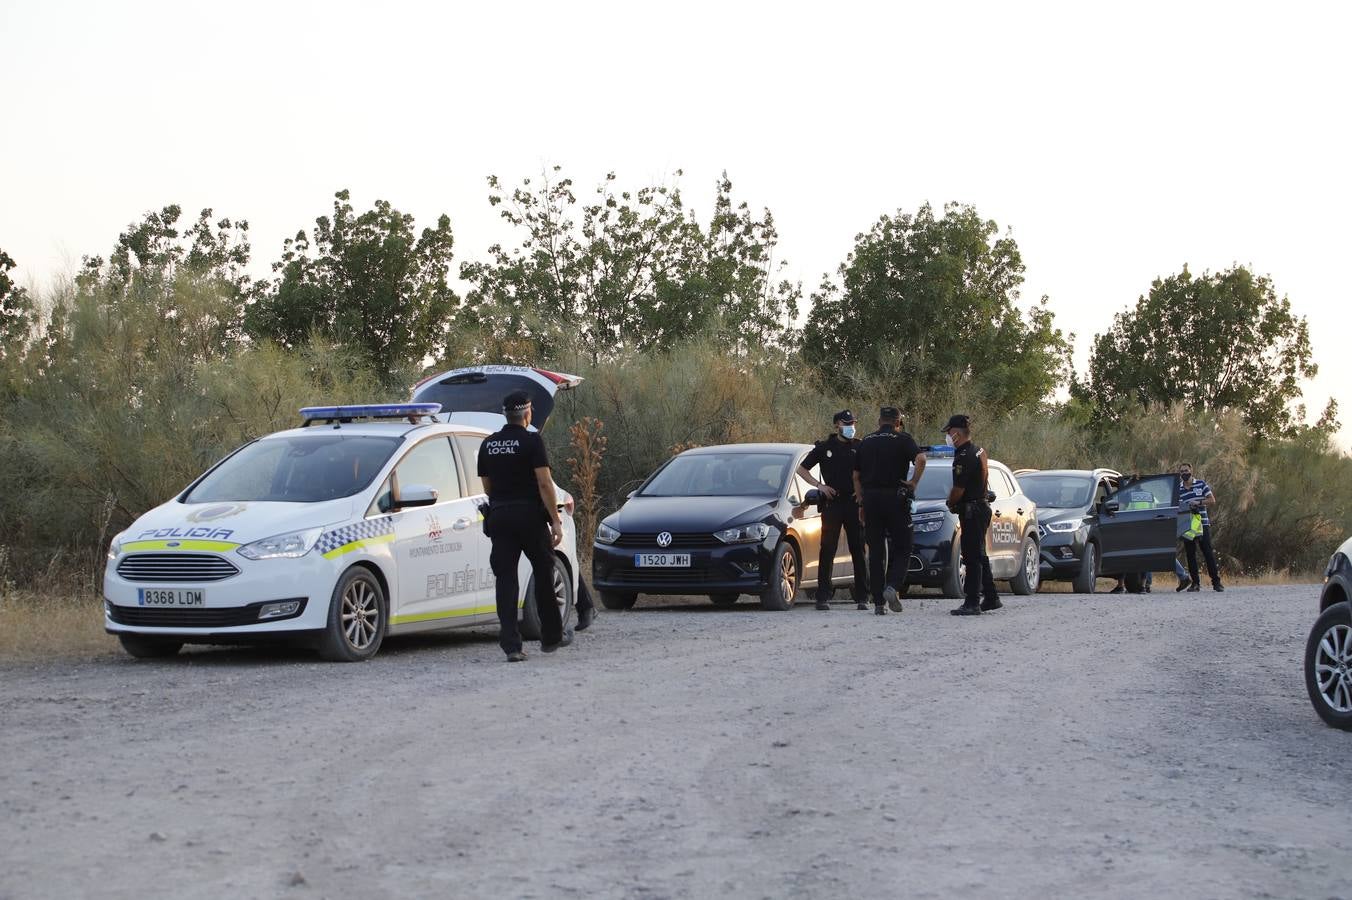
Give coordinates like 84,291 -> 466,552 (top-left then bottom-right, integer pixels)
951,602 -> 981,616
980,594 -> 1002,612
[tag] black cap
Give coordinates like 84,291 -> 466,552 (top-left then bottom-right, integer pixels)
833,410 -> 856,424
879,406 -> 901,420
503,391 -> 533,413
943,414 -> 970,431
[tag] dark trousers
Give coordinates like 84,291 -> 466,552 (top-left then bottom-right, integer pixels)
1183,525 -> 1222,587
959,501 -> 998,604
576,575 -> 595,613
816,499 -> 868,603
862,489 -> 912,606
487,504 -> 563,654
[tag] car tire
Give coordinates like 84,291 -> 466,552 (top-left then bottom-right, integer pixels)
118,635 -> 183,659
709,593 -> 740,607
521,556 -> 574,641
760,542 -> 800,611
1122,573 -> 1147,594
941,540 -> 965,600
317,566 -> 387,662
1072,542 -> 1098,594
1305,602 -> 1352,730
599,590 -> 638,610
1009,535 -> 1040,595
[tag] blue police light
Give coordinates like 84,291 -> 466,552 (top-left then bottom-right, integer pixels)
926,444 -> 956,457
299,403 -> 442,424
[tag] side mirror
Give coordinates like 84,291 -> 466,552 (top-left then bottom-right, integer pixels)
1103,500 -> 1120,516
396,484 -> 438,509
803,488 -> 823,507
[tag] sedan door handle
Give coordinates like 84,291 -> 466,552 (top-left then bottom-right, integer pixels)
452,518 -> 472,531
1016,508 -> 1025,516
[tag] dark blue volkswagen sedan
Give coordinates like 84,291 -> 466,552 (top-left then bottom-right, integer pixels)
592,443 -> 855,611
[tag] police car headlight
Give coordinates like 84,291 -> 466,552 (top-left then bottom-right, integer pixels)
715,523 -> 772,544
595,523 -> 621,545
911,511 -> 944,534
1043,518 -> 1087,533
106,532 -> 127,561
237,527 -> 323,560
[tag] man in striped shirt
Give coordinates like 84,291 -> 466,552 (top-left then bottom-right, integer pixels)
1178,462 -> 1224,592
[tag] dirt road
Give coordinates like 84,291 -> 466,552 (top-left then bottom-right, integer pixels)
1,585 -> 1347,899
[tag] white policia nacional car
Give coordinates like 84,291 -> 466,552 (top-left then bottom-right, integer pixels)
104,366 -> 583,661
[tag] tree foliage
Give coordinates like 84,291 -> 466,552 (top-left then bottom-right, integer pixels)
802,202 -> 1070,411
246,190 -> 458,376
460,169 -> 799,364
1081,265 -> 1318,437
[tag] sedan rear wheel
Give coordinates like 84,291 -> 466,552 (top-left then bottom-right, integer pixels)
1009,535 -> 1040,595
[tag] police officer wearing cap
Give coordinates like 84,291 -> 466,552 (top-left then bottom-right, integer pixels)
943,414 -> 1001,616
798,410 -> 868,611
477,390 -> 567,661
852,407 -> 926,615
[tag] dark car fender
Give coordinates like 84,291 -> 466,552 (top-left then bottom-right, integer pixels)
1321,552 -> 1352,612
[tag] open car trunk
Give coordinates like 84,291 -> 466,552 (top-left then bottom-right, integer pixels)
410,365 -> 583,431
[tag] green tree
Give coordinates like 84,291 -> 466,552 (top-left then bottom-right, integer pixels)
1081,265 -> 1318,437
802,202 -> 1070,411
460,168 -> 799,364
247,190 -> 458,376
1,249 -> 35,355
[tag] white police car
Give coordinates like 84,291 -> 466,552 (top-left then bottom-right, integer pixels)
104,367 -> 583,661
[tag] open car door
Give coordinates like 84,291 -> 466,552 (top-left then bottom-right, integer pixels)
410,365 -> 583,432
1097,473 -> 1181,574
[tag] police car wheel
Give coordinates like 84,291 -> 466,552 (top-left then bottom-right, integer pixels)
118,635 -> 183,659
759,542 -> 799,611
1072,543 -> 1098,594
942,541 -> 965,600
599,591 -> 638,610
318,567 -> 387,662
1306,603 -> 1352,730
521,556 -> 573,641
1010,535 -> 1040,595
709,593 -> 740,607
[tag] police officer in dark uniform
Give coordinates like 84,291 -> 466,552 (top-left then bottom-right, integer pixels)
477,391 -> 566,661
852,407 -> 926,615
798,410 -> 868,611
943,414 -> 1001,616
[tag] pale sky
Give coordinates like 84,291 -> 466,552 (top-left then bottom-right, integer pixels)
2,0 -> 1347,438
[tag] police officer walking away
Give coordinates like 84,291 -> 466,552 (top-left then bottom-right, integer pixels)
944,414 -> 1001,616
852,407 -> 926,615
798,410 -> 868,611
477,391 -> 567,661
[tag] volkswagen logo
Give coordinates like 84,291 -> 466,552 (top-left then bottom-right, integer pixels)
656,531 -> 673,548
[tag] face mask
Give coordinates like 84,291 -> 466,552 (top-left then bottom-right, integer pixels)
944,434 -> 955,447
841,425 -> 856,439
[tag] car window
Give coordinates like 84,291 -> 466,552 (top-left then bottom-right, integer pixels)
1020,474 -> 1096,509
991,468 -> 1014,500
640,452 -> 793,497
185,435 -> 401,504
1094,480 -> 1111,506
453,433 -> 485,496
1108,474 -> 1175,511
394,437 -> 461,504
915,462 -> 952,500
792,473 -> 813,503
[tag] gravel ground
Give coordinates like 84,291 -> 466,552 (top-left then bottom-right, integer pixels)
1,584 -> 1348,900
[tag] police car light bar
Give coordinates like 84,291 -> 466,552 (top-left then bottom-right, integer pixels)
926,445 -> 956,457
299,403 -> 442,425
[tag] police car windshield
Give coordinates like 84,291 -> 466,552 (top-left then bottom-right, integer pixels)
1017,474 -> 1095,509
641,452 -> 793,497
184,435 -> 401,504
914,462 -> 955,501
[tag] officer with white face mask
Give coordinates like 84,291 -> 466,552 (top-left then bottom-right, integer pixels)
798,411 -> 869,610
